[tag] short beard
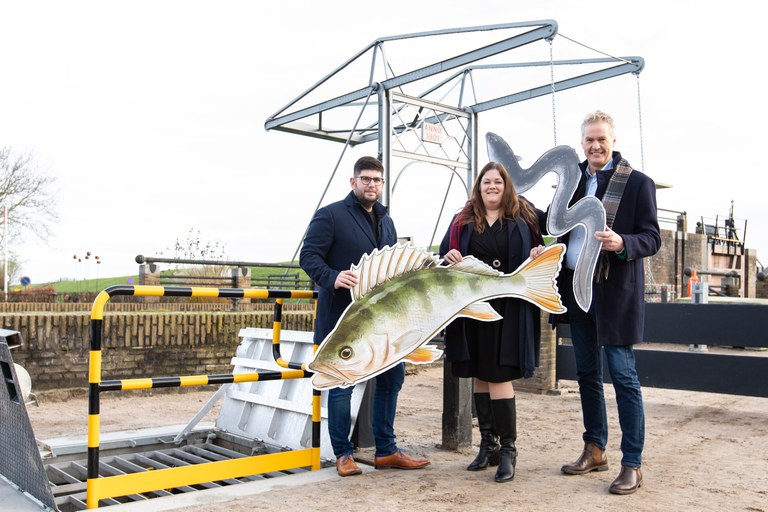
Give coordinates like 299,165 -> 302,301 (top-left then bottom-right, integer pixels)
354,190 -> 378,210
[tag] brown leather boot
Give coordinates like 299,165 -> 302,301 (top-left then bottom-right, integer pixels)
560,442 -> 608,475
609,466 -> 643,495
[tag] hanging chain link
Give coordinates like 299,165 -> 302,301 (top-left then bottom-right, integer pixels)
549,40 -> 557,146
635,74 -> 645,173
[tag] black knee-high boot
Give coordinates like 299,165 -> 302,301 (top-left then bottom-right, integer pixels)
491,397 -> 517,482
467,393 -> 500,471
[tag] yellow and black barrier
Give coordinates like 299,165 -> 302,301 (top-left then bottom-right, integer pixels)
87,285 -> 318,509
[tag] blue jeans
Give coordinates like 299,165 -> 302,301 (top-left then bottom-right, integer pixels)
567,290 -> 645,468
327,363 -> 404,458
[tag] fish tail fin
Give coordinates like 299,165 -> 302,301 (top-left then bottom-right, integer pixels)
513,243 -> 567,314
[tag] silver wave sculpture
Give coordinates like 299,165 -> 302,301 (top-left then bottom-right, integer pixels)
486,132 -> 606,312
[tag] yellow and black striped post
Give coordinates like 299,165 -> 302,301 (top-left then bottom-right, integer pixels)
86,285 -> 318,509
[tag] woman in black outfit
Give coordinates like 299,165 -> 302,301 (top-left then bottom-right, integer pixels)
439,161 -> 544,483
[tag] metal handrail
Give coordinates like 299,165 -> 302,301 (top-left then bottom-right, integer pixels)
86,285 -> 319,509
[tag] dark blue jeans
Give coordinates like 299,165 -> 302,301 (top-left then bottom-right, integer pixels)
327,362 -> 404,458
566,290 -> 645,468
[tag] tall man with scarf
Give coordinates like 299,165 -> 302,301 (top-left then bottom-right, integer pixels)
538,111 -> 660,495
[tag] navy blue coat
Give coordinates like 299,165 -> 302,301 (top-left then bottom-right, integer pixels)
439,215 -> 542,378
300,191 -> 397,343
560,152 -> 661,345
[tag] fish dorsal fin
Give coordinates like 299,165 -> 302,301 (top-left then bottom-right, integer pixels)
351,244 -> 439,301
450,256 -> 503,277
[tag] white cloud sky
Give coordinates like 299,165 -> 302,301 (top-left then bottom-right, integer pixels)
1,0 -> 765,284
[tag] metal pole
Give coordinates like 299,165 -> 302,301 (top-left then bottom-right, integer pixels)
3,205 -> 7,302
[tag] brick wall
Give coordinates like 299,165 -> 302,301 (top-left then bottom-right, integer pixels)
5,311 -> 314,391
645,229 -> 709,299
0,302 -> 315,313
515,315 -> 556,393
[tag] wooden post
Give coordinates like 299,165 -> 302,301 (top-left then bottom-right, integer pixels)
441,361 -> 472,450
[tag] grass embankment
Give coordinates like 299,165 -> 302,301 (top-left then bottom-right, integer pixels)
23,265 -> 311,294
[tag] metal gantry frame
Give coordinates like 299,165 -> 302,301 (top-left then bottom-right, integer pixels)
265,20 -> 644,245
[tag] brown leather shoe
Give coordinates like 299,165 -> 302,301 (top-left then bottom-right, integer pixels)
609,466 -> 643,495
374,450 -> 430,470
336,454 -> 362,477
561,442 -> 608,475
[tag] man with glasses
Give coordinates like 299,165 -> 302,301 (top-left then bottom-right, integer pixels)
300,155 -> 430,477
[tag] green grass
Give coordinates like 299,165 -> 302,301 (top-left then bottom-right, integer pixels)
21,263 -> 312,294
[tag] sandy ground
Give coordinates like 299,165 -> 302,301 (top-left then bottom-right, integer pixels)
27,364 -> 768,512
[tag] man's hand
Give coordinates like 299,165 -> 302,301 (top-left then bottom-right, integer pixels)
594,227 -> 624,253
334,269 -> 359,289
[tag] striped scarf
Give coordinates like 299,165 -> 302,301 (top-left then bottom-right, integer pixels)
595,159 -> 633,282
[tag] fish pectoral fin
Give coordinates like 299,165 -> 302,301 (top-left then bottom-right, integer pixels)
404,345 -> 443,364
456,302 -> 503,321
391,329 -> 423,356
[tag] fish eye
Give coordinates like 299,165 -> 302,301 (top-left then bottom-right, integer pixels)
339,346 -> 353,360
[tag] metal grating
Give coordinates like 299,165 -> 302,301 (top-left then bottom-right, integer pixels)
45,435 -> 309,511
0,331 -> 57,511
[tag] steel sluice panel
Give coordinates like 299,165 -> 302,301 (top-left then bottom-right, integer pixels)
215,328 -> 367,462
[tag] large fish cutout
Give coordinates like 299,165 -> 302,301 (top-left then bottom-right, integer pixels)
308,243 -> 566,390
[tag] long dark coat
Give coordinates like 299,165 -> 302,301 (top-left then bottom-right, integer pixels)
300,191 -> 397,343
439,215 -> 542,378
559,151 -> 661,346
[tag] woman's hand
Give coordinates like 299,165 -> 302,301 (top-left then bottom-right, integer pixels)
443,249 -> 464,265
529,245 -> 546,259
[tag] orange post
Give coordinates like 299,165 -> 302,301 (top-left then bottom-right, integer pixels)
687,269 -> 699,297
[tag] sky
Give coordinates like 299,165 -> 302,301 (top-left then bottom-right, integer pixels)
1,0 -> 766,285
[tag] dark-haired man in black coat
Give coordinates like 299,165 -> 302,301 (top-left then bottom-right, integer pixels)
300,156 -> 429,477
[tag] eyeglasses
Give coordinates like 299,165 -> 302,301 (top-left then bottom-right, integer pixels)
356,176 -> 385,185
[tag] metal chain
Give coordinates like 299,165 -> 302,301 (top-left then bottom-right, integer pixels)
549,40 -> 557,146
635,73 -> 645,173
635,73 -> 654,286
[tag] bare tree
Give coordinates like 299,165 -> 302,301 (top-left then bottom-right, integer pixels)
0,147 -> 58,244
160,228 -> 229,279
165,228 -> 227,263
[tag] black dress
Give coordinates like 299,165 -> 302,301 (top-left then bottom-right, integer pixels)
451,219 -> 525,382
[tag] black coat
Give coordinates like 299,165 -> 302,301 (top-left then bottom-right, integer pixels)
439,215 -> 542,378
300,191 -> 397,343
558,152 -> 661,345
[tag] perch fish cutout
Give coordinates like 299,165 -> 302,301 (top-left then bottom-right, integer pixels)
308,243 -> 566,390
